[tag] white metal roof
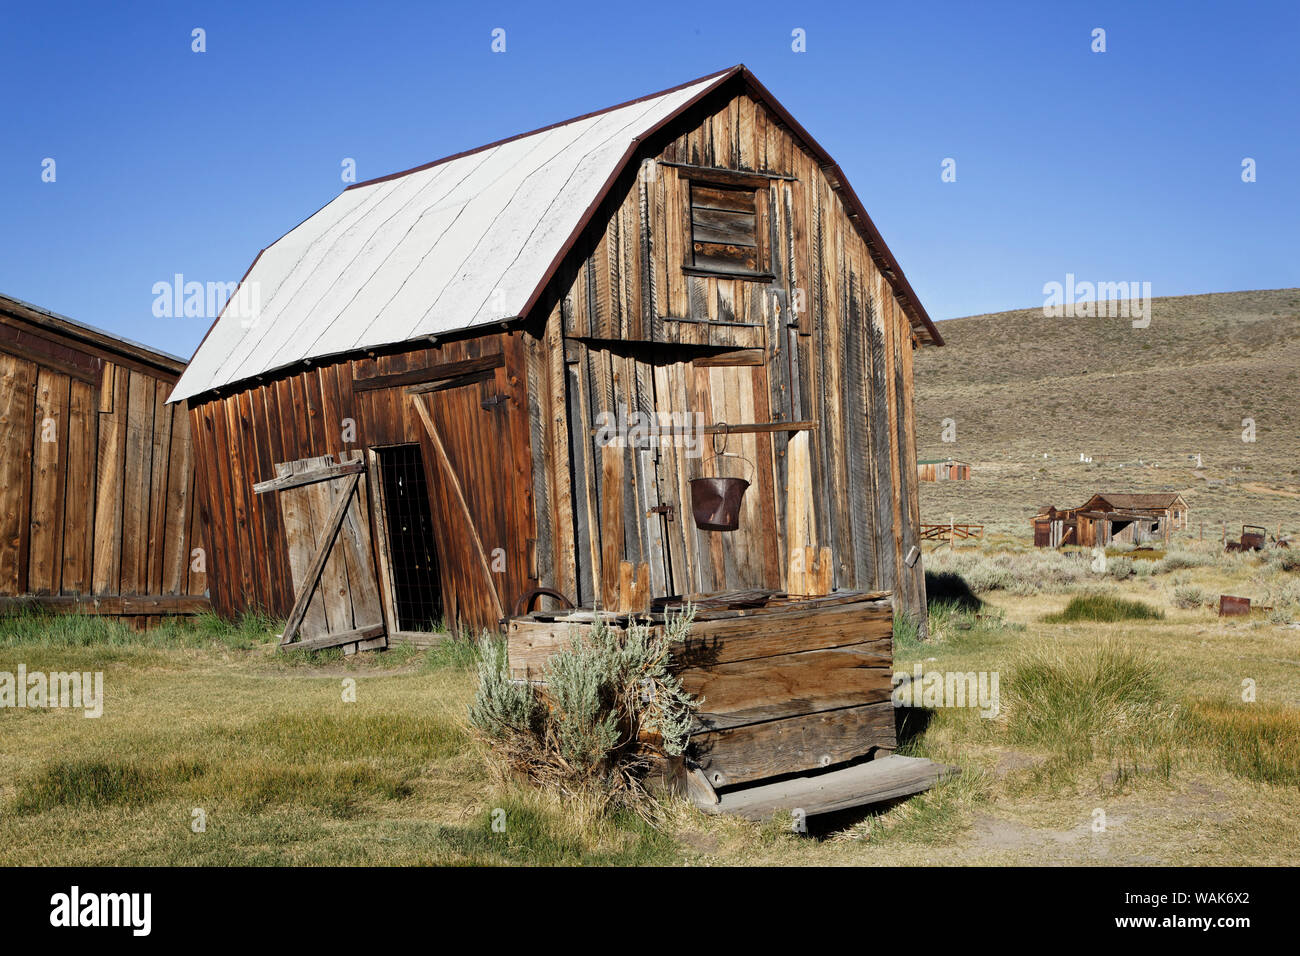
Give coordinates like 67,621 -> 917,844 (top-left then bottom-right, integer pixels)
169,71 -> 731,402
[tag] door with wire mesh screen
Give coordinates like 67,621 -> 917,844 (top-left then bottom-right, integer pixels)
373,444 -> 443,631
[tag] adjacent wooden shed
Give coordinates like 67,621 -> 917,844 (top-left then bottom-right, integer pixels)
917,458 -> 969,481
0,294 -> 207,622
170,65 -> 944,652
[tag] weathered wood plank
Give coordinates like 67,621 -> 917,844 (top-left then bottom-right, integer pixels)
279,469 -> 362,645
701,755 -> 956,820
682,644 -> 894,732
691,700 -> 897,788
0,594 -> 210,615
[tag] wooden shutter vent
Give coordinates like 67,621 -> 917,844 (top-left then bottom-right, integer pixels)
690,182 -> 759,274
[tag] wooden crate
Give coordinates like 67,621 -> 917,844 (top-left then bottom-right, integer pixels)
506,589 -> 895,789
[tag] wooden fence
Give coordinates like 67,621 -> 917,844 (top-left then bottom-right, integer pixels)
919,523 -> 984,542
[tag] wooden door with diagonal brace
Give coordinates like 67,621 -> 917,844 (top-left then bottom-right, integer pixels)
254,451 -> 386,653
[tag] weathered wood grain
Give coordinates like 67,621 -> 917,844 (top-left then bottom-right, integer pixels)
692,700 -> 897,788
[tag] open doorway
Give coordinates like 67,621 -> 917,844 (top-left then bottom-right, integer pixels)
371,444 -> 442,632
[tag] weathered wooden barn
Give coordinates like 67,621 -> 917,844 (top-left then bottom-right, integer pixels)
917,457 -> 969,481
170,65 -> 944,658
1033,493 -> 1190,548
0,294 -> 207,623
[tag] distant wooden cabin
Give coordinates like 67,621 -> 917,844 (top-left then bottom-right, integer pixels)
917,458 -> 969,482
1033,493 -> 1189,548
0,294 -> 207,623
170,65 -> 944,652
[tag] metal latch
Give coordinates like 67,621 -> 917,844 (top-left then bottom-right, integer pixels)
648,503 -> 675,522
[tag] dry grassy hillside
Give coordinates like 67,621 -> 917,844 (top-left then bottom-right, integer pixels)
913,289 -> 1300,537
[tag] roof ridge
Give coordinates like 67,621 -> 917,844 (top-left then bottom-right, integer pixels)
344,65 -> 743,194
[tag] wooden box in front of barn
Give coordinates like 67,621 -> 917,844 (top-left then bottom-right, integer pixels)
506,589 -> 895,791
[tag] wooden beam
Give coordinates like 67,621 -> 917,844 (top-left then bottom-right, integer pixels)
700,755 -> 957,820
691,349 -> 766,368
0,594 -> 210,616
669,163 -> 788,187
409,392 -> 507,622
0,322 -> 104,383
253,459 -> 365,494
353,352 -> 503,392
0,306 -> 185,380
278,471 -> 362,645
280,623 -> 385,653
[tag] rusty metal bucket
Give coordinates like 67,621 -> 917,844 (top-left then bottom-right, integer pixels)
689,450 -> 753,531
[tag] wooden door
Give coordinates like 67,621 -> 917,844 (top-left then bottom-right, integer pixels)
650,358 -> 783,597
408,380 -> 513,630
255,452 -> 386,654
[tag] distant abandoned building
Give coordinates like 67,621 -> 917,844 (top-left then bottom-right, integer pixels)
917,458 -> 969,482
1033,493 -> 1189,547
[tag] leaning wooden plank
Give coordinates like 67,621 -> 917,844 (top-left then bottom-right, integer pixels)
278,471 -> 362,645
252,459 -> 365,494
409,392 -> 505,621
700,755 -> 958,820
691,700 -> 896,788
280,623 -> 385,653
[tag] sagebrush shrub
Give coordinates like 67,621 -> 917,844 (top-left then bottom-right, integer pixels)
468,608 -> 698,812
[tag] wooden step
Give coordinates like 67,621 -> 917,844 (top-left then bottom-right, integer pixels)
696,755 -> 957,821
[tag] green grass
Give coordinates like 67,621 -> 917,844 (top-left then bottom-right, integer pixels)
0,608 -> 278,651
14,756 -> 211,813
1042,594 -> 1165,623
4,568 -> 1300,865
423,635 -> 483,671
1002,642 -> 1174,768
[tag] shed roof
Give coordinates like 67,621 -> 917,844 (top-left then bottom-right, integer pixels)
0,291 -> 188,377
1090,493 -> 1187,511
170,65 -> 941,403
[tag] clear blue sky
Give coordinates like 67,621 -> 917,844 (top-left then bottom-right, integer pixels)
2,0 -> 1296,358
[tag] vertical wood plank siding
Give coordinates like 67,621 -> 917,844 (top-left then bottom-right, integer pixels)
527,87 -> 929,622
188,332 -> 536,631
0,319 -> 205,609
